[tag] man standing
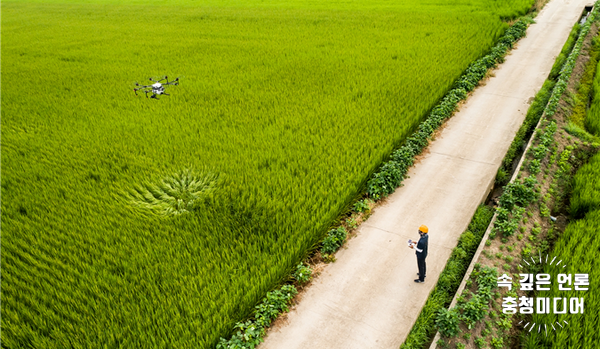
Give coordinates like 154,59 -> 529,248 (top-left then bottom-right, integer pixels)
411,225 -> 429,283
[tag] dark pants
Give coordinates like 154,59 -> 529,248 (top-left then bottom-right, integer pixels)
417,257 -> 426,281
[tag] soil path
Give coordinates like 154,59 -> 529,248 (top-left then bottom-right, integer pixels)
261,1 -> 590,348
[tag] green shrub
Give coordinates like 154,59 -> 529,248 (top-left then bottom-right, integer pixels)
321,227 -> 348,254
490,336 -> 504,349
353,199 -> 371,213
549,24 -> 581,80
292,263 -> 312,284
254,285 -> 298,328
435,308 -> 460,338
460,296 -> 487,329
218,285 -> 298,349
458,231 -> 478,254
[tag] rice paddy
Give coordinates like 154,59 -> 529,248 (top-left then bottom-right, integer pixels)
1,0 -> 535,346
524,36 -> 600,347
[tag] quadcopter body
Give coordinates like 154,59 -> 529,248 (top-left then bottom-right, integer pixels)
134,76 -> 180,99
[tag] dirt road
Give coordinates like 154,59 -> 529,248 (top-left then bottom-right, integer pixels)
260,1 -> 591,347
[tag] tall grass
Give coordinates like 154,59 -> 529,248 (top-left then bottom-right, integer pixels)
523,210 -> 600,348
570,153 -> 600,218
586,59 -> 600,135
2,0 -> 534,347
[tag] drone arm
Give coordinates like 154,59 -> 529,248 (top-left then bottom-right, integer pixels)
149,76 -> 167,83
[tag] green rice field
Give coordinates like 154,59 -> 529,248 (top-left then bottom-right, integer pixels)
525,176 -> 600,348
1,0 -> 534,347
524,48 -> 600,348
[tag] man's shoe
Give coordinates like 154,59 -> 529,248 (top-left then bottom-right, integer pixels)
414,279 -> 424,283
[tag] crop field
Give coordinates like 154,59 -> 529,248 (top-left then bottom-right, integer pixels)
586,58 -> 600,134
2,0 -> 534,347
524,41 -> 600,347
525,204 -> 600,348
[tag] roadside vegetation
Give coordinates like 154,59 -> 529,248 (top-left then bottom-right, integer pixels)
423,4 -> 600,348
524,12 -> 600,349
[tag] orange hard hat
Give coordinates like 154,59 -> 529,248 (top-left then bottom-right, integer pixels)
419,225 -> 429,233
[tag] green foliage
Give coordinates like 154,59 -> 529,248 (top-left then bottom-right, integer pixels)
435,308 -> 460,338
529,121 -> 558,161
0,0 -> 539,347
475,265 -> 498,292
495,317 -> 512,331
434,265 -> 498,334
495,167 -> 510,185
218,285 -> 297,349
437,338 -> 449,349
402,206 -> 494,348
547,8 -> 600,118
528,158 -> 541,174
253,285 -> 298,328
570,152 -> 600,218
218,321 -> 265,349
353,199 -> 371,213
459,295 -> 488,329
587,56 -> 600,135
368,17 -> 530,200
494,172 -> 538,238
571,35 -> 600,127
457,231 -> 477,254
549,24 -> 581,81
292,263 -> 312,284
564,121 -> 599,143
321,227 -> 348,254
494,206 -> 524,237
496,67 -> 560,186
526,209 -> 600,348
468,206 -> 495,235
475,337 -> 487,348
490,336 -> 504,349
128,168 -> 217,215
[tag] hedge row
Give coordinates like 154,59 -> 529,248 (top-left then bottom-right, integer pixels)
546,7 -> 600,118
434,265 -> 499,337
367,19 -> 529,200
217,285 -> 298,349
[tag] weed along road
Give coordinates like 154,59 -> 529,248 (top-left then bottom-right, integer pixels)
259,0 -> 592,348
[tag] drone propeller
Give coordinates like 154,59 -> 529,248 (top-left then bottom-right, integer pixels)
149,76 -> 168,83
163,76 -> 183,86
134,82 -> 152,88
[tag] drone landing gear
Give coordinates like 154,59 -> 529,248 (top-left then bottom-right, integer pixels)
150,93 -> 169,100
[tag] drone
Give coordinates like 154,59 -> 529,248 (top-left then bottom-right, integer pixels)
134,76 -> 180,99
